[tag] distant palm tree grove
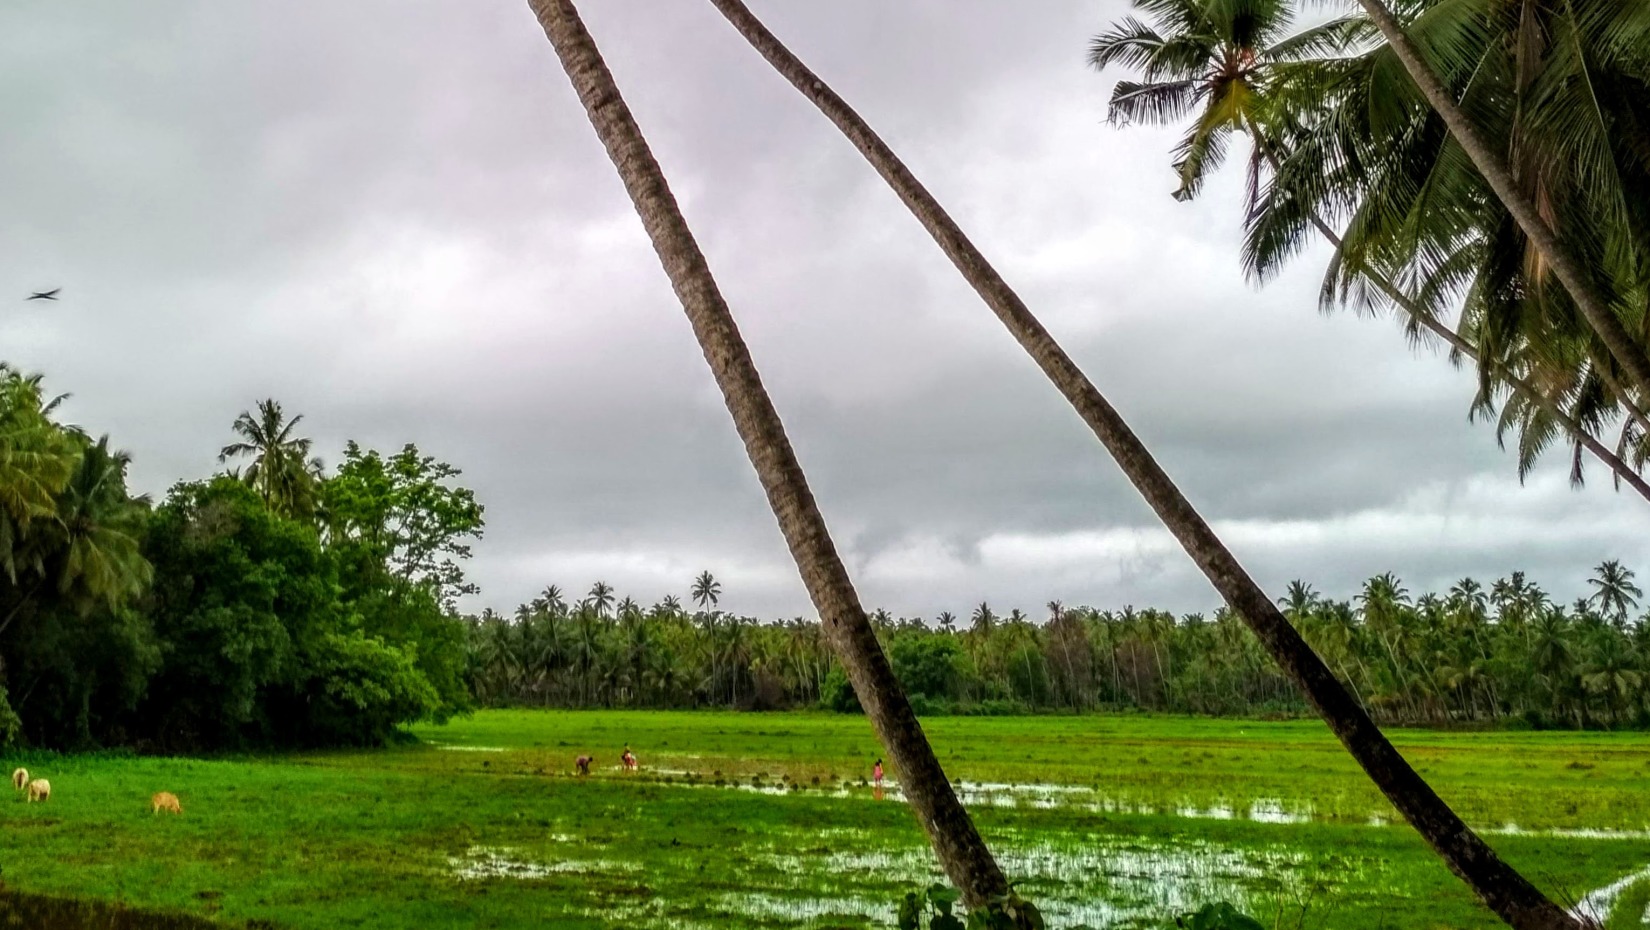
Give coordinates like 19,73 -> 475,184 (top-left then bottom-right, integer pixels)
6,363 -> 1648,756
467,564 -> 1650,729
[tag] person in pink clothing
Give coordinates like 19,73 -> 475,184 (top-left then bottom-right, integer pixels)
873,759 -> 884,787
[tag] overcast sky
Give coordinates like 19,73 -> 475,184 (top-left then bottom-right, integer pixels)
1,0 -> 1643,620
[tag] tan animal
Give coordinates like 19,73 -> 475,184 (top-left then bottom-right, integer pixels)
26,778 -> 50,803
151,791 -> 182,815
11,767 -> 27,791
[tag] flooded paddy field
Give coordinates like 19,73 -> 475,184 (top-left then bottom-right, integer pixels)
5,710 -> 1650,928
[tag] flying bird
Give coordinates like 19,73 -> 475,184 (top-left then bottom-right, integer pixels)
27,289 -> 60,301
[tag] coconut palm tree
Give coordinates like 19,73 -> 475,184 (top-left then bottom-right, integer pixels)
690,571 -> 720,612
697,2 -> 1576,925
218,399 -> 322,520
47,436 -> 152,617
0,365 -> 80,583
1089,0 -> 1650,504
1351,0 -> 1650,410
1587,560 -> 1642,626
1087,0 -> 1366,202
587,579 -> 615,618
525,0 -> 1011,907
1245,0 -> 1650,497
1279,580 -> 1319,617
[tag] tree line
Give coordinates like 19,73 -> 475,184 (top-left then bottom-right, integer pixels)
0,372 -> 482,751
465,563 -> 1650,729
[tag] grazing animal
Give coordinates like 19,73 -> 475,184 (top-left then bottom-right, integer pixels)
26,778 -> 50,803
27,288 -> 60,301
11,768 -> 27,791
151,791 -> 182,815
574,755 -> 593,776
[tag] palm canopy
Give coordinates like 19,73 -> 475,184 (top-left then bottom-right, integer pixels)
1242,0 -> 1650,482
1587,559 -> 1642,623
1100,0 -> 1650,490
0,365 -> 82,583
219,399 -> 322,520
50,435 -> 152,615
1088,0 -> 1372,201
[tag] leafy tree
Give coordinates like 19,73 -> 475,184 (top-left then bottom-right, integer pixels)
322,441 -> 483,607
139,478 -> 326,747
139,478 -> 441,749
890,635 -> 966,703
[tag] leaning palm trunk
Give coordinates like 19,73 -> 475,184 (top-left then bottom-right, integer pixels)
704,2 -> 1580,927
525,0 -> 1010,907
1355,0 -> 1650,409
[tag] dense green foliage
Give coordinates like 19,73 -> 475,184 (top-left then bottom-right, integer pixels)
467,567 -> 1650,728
5,711 -> 1649,929
0,370 -> 480,751
1091,0 -> 1650,488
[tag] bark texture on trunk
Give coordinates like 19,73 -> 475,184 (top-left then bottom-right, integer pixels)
703,2 -> 1582,927
525,0 -> 1009,907
1355,0 -> 1650,408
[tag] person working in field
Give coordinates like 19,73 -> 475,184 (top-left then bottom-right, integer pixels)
620,745 -> 637,771
575,755 -> 593,776
873,758 -> 883,787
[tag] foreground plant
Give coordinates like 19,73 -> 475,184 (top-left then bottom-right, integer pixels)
897,884 -> 1044,930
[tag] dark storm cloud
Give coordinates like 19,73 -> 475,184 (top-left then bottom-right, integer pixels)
1,0 -> 1643,621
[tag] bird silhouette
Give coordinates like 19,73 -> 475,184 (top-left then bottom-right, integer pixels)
27,289 -> 60,301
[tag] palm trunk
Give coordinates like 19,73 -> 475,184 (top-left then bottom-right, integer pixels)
1355,0 -> 1650,406
1245,119 -> 1650,506
702,3 -> 1579,927
525,0 -> 1009,906
1590,363 -> 1650,440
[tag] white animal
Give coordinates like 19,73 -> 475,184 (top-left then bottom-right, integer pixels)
11,767 -> 27,791
26,778 -> 50,803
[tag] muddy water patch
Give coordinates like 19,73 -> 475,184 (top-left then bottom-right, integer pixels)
1488,823 -> 1650,841
447,845 -> 639,881
754,835 -> 1300,926
714,892 -> 887,923
1570,862 -> 1650,925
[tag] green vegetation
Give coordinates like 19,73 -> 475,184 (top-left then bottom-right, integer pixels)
0,379 -> 481,752
471,569 -> 1650,728
1090,0 -> 1650,493
8,0 -> 1650,924
4,711 -> 1649,929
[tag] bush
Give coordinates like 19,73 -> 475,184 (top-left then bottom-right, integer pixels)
820,667 -> 861,713
961,699 -> 1030,717
907,693 -> 950,717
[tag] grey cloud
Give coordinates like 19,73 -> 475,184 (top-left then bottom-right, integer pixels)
1,0 -> 1643,624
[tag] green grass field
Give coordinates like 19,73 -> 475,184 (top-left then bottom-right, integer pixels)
4,711 -> 1650,929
